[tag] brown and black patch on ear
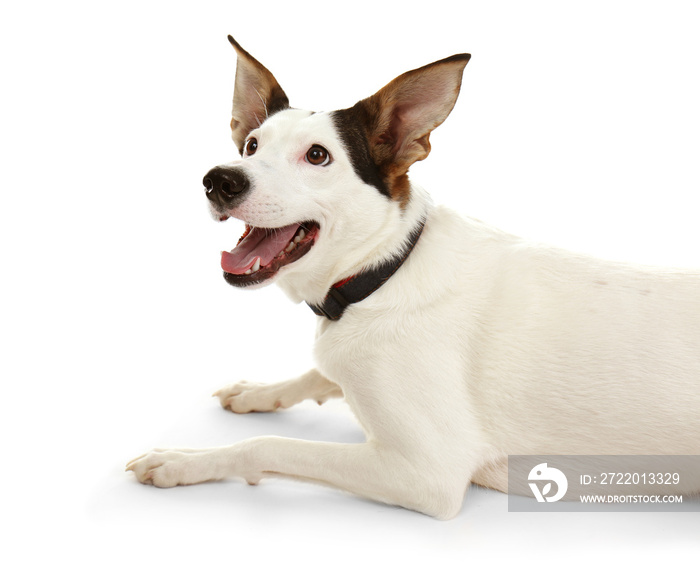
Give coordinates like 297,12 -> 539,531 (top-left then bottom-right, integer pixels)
332,102 -> 416,208
332,53 -> 471,208
228,35 -> 290,153
332,105 -> 391,200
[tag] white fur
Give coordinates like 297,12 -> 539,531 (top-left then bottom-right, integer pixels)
128,85 -> 700,521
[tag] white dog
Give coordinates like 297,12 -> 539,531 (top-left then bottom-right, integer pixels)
127,36 -> 700,519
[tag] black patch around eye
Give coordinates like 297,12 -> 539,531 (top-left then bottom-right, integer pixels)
331,106 -> 390,199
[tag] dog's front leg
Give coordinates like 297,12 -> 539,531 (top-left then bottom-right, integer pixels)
126,438 -> 464,519
213,368 -> 343,413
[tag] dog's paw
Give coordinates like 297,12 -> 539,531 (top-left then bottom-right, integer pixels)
125,449 -> 218,488
213,381 -> 285,413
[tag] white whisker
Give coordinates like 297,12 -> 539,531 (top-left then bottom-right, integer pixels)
253,88 -> 269,120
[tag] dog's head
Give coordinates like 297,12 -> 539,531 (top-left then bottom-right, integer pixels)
203,36 -> 470,303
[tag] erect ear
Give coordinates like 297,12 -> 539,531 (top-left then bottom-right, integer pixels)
228,35 -> 290,153
358,53 -> 470,173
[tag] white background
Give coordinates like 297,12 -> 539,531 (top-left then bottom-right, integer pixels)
2,0 -> 699,567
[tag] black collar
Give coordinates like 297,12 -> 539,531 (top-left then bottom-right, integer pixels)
307,220 -> 425,321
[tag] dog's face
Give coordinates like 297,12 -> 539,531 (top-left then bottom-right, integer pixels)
204,37 -> 470,301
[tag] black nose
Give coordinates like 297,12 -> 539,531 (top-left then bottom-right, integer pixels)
203,166 -> 250,208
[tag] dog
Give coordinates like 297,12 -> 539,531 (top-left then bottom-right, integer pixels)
127,36 -> 700,519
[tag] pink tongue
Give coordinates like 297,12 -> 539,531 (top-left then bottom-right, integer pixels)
221,224 -> 299,274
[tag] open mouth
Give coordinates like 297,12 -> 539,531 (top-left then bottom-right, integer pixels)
221,221 -> 319,287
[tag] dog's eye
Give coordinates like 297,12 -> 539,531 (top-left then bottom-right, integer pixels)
305,145 -> 331,166
244,138 -> 258,157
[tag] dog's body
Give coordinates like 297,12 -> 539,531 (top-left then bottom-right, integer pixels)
128,37 -> 700,519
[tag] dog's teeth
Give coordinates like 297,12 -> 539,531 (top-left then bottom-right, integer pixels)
285,241 -> 295,253
244,269 -> 252,275
298,229 -> 306,241
251,258 -> 261,272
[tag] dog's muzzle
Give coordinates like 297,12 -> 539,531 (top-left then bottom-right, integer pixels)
203,165 -> 250,211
